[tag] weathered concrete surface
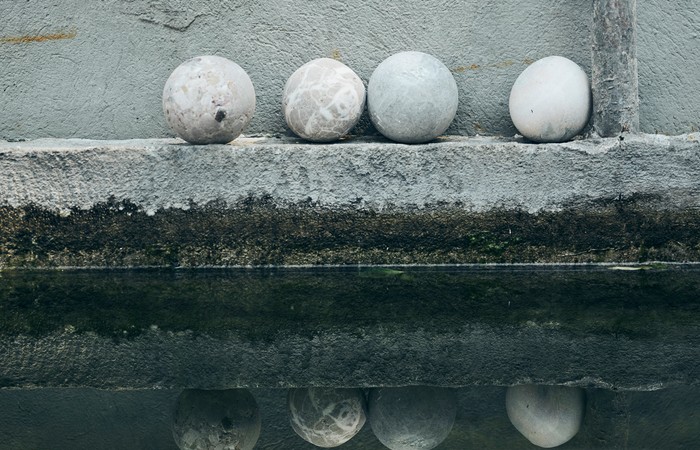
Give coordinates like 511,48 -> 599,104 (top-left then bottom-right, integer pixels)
1,386 -> 699,449
637,1 -> 700,135
592,0 -> 639,136
0,0 -> 592,140
0,1 -> 697,139
1,135 -> 700,267
1,269 -> 698,391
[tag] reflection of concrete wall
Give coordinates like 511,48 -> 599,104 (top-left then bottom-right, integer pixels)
0,1 -> 696,140
1,387 -> 698,449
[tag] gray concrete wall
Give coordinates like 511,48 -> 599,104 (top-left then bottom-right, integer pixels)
1,1 -> 696,140
637,1 -> 700,135
0,0 -> 590,140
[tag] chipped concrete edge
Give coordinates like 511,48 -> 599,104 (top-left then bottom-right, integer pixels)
1,133 -> 699,214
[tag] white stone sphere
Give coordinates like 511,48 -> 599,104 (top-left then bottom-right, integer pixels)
172,389 -> 261,450
283,58 -> 366,142
287,387 -> 367,447
506,384 -> 586,448
163,55 -> 256,144
368,386 -> 457,450
368,51 -> 458,144
509,56 -> 591,143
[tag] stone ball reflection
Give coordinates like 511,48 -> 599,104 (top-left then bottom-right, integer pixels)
288,387 -> 367,447
506,384 -> 586,448
368,386 -> 457,450
172,388 -> 261,450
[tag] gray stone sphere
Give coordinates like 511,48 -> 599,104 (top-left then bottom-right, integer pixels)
509,56 -> 591,143
172,389 -> 261,450
163,55 -> 256,144
368,51 -> 458,144
506,384 -> 586,448
283,58 -> 366,142
287,387 -> 367,447
368,386 -> 457,450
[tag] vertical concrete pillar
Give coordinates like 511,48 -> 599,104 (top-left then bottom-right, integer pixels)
592,0 -> 640,136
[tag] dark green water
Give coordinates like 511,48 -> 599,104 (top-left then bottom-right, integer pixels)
1,266 -> 699,449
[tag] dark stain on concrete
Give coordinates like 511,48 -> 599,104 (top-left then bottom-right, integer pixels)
2,195 -> 700,268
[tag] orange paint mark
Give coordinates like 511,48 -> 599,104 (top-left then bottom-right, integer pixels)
1,29 -> 77,44
452,64 -> 481,73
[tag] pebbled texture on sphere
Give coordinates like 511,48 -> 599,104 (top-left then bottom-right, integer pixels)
368,386 -> 457,450
287,387 -> 367,447
163,55 -> 256,145
172,389 -> 261,450
506,384 -> 586,448
509,56 -> 591,143
283,58 -> 366,142
368,51 -> 458,144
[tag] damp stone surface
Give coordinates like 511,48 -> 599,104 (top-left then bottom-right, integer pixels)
287,387 -> 366,448
505,384 -> 586,448
163,55 -> 256,145
282,58 -> 366,142
368,51 -> 458,144
172,389 -> 261,450
509,56 -> 591,143
368,386 -> 458,450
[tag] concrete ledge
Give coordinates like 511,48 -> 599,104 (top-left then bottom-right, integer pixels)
2,134 -> 700,212
2,134 -> 700,267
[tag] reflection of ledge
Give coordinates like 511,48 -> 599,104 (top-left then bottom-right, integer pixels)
1,268 -> 699,390
1,134 -> 700,267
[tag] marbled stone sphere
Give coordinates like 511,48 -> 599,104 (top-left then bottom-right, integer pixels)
283,58 -> 366,142
506,384 -> 586,448
172,389 -> 261,450
509,56 -> 591,143
368,51 -> 458,144
163,55 -> 256,144
287,387 -> 367,447
368,386 -> 457,450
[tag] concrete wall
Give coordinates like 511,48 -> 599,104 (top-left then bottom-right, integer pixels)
1,1 -> 697,141
0,0 -> 665,140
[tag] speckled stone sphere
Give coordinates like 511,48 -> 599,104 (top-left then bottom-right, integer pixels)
172,389 -> 261,450
368,386 -> 457,450
283,58 -> 366,142
368,51 -> 458,144
287,387 -> 367,447
163,55 -> 256,144
506,384 -> 586,448
509,56 -> 591,143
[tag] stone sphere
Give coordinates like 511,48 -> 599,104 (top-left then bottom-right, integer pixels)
368,386 -> 457,450
506,384 -> 586,448
509,56 -> 591,143
287,387 -> 367,447
163,55 -> 256,144
172,389 -> 261,450
368,51 -> 458,144
283,58 -> 366,142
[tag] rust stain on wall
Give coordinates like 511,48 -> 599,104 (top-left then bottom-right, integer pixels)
452,59 -> 533,73
1,30 -> 77,44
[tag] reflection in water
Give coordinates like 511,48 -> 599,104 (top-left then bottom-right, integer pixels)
368,386 -> 457,450
0,386 -> 699,449
506,385 -> 586,448
172,389 -> 260,450
287,388 -> 366,448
